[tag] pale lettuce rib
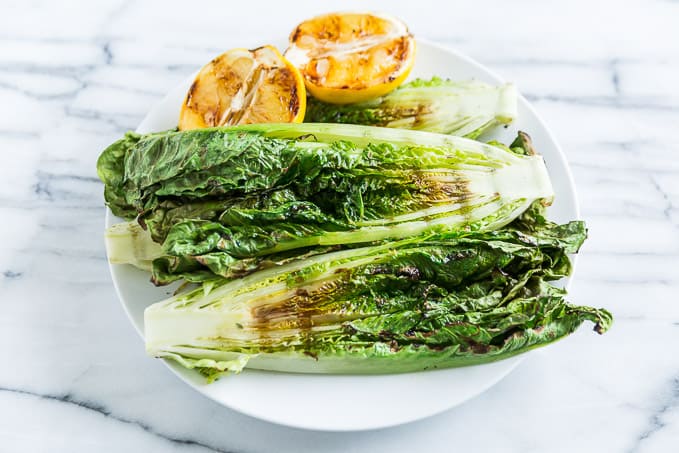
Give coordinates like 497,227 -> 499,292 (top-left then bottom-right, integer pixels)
105,221 -> 161,271
304,78 -> 518,138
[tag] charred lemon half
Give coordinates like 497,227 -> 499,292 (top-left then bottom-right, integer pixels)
178,45 -> 306,130
285,12 -> 416,104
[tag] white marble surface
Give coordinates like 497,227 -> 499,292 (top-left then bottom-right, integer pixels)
1,0 -> 678,451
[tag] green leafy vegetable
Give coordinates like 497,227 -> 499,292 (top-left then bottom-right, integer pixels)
98,122 -> 609,381
99,123 -> 553,284
144,205 -> 609,380
304,77 -> 517,138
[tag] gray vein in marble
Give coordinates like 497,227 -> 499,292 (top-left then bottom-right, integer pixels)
484,57 -> 668,67
37,171 -> 101,184
524,94 -> 678,112
609,58 -> 621,96
578,277 -> 678,286
0,129 -> 41,139
30,179 -> 102,209
63,106 -> 138,132
0,387 -> 233,453
28,248 -> 107,261
613,207 -> 671,222
102,42 -> 114,65
0,35 -> 100,43
571,162 -> 679,176
3,270 -> 23,279
585,251 -> 679,257
0,60 -> 193,76
0,199 -> 104,211
598,140 -> 660,151
0,80 -> 85,101
87,81 -> 167,97
0,63 -> 97,77
88,62 -> 200,73
34,180 -> 53,201
38,221 -> 89,232
649,176 -> 675,224
42,156 -> 79,164
612,315 -> 676,323
627,377 -> 679,453
64,107 -> 140,120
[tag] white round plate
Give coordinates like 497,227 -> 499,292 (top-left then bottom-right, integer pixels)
106,39 -> 578,431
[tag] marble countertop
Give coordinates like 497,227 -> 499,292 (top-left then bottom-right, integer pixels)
2,0 -> 678,451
